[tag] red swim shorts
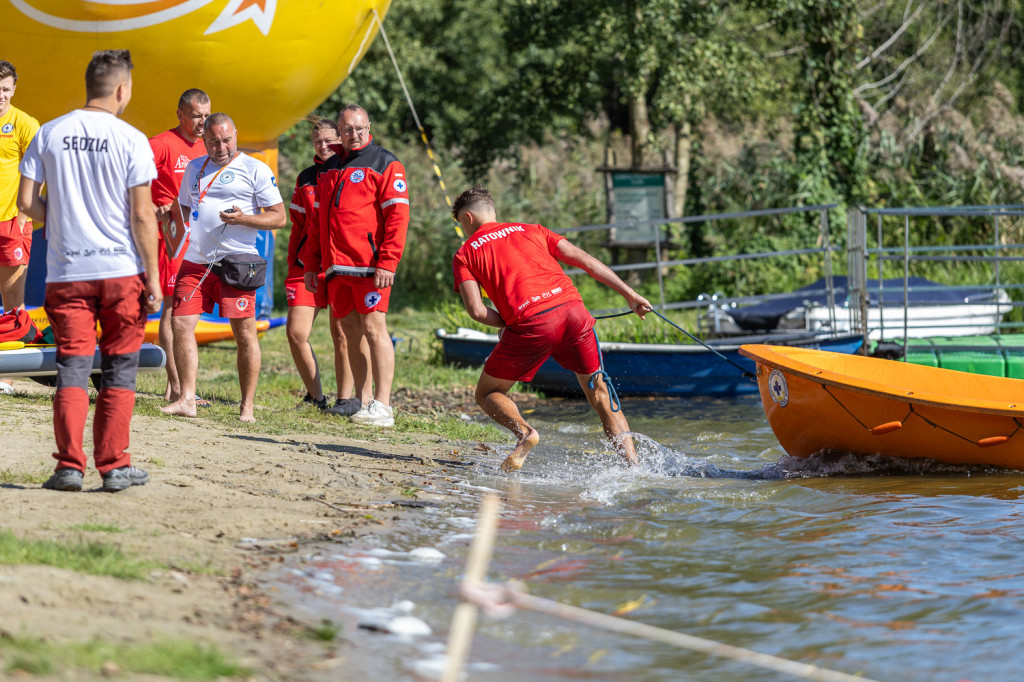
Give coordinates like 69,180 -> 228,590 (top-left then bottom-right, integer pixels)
284,269 -> 326,308
0,217 -> 33,266
172,259 -> 256,319
326,275 -> 390,318
484,300 -> 599,382
157,225 -> 189,297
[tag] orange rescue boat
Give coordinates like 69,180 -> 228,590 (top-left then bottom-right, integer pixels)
738,344 -> 1024,469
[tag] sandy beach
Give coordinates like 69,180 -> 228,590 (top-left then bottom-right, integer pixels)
0,383 -> 485,680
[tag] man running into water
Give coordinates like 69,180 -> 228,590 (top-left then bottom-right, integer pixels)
450,185 -> 650,472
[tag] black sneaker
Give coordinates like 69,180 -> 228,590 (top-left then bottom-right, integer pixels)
298,393 -> 328,411
42,468 -> 84,492
325,397 -> 363,417
101,466 -> 149,493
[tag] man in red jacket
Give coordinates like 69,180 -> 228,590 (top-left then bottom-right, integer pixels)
451,185 -> 650,472
303,104 -> 409,428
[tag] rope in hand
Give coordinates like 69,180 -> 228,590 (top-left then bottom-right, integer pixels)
593,307 -> 757,381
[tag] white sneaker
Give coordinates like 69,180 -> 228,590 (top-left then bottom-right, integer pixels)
349,399 -> 394,428
0,380 -> 13,395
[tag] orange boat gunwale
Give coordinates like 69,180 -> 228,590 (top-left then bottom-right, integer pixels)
738,344 -> 1024,417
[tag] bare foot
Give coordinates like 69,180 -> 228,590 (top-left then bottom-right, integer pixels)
615,433 -> 640,466
501,427 -> 539,472
239,402 -> 255,422
239,413 -> 256,423
161,397 -> 197,418
164,387 -> 179,402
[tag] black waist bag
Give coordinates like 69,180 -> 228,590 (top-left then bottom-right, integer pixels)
214,254 -> 267,291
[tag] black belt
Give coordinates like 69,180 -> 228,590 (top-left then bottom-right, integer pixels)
526,302 -> 568,320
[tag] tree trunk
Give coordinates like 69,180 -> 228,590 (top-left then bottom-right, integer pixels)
672,116 -> 691,217
629,93 -> 651,168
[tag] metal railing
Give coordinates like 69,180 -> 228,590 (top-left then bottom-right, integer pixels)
556,204 -> 839,327
551,203 -> 1024,349
850,206 -> 1024,351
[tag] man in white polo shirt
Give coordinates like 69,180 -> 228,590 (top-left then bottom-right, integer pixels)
162,112 -> 285,422
17,49 -> 161,493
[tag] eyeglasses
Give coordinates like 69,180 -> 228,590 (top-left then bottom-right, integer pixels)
341,125 -> 370,135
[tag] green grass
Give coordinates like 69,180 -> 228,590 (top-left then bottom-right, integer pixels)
0,467 -> 51,485
133,307 -> 503,442
66,522 -> 125,533
303,619 -> 340,642
0,633 -> 248,680
0,530 -> 159,580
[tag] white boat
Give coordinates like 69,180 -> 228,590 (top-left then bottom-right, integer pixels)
709,276 -> 1012,340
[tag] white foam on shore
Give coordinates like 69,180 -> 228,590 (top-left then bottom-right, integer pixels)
409,547 -> 446,562
388,615 -> 432,637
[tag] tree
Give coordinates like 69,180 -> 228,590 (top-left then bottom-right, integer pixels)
467,0 -> 775,216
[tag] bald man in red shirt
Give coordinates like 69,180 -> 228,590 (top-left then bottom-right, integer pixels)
451,185 -> 651,472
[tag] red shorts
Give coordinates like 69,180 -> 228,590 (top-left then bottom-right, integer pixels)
157,226 -> 189,297
285,270 -> 326,308
327,275 -> 390,318
484,301 -> 598,382
44,275 -> 147,356
172,259 -> 256,319
0,217 -> 33,266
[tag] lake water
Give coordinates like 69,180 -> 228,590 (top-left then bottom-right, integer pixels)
273,396 -> 1024,682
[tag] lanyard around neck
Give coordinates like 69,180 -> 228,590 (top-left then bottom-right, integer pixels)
192,156 -> 231,218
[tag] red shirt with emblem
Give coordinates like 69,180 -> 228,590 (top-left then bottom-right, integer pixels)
149,127 -> 206,209
452,222 -> 583,326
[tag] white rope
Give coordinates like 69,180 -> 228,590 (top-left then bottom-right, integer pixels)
451,494 -> 885,682
461,580 -> 883,682
372,9 -> 423,132
370,9 -> 462,237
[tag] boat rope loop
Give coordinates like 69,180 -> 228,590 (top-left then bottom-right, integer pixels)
593,308 -> 756,382
587,327 -> 621,413
822,385 -> 1023,448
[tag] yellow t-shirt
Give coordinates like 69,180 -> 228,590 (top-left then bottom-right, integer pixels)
0,105 -> 40,222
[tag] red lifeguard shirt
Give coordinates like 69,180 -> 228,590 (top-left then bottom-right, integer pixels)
452,222 -> 583,326
149,127 -> 205,209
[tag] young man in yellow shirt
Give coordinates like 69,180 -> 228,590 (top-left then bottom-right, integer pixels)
0,59 -> 40,394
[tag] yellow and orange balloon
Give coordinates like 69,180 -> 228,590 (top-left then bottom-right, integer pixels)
0,0 -> 394,168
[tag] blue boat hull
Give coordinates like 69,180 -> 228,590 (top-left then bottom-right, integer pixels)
437,329 -> 864,398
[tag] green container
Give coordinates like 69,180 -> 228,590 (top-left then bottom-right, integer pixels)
995,335 -> 1024,379
936,349 -> 1006,377
901,336 -> 1013,378
903,346 -> 939,368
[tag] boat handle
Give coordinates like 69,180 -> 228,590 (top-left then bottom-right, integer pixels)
870,421 -> 903,435
977,436 -> 1008,448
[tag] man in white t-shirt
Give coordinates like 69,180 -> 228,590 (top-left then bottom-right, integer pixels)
162,112 -> 285,422
17,49 -> 161,493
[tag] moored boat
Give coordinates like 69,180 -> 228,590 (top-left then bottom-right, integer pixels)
0,342 -> 166,382
739,344 -> 1024,469
20,307 -> 280,347
712,276 -> 1012,340
438,328 -> 863,398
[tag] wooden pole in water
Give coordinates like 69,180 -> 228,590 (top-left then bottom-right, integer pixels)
440,493 -> 501,682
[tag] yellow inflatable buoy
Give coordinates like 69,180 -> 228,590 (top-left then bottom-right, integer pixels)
1,0 -> 393,166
